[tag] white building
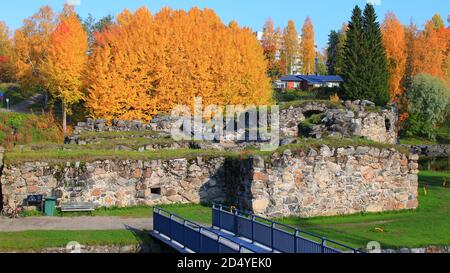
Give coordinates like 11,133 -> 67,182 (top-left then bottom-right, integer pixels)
255,31 -> 302,75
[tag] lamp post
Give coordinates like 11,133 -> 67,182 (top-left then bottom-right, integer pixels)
5,98 -> 9,111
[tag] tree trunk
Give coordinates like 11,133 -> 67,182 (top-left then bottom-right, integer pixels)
62,101 -> 67,136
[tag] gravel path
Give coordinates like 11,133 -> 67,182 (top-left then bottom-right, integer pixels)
0,216 -> 153,232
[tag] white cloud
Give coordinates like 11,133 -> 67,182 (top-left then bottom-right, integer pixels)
67,0 -> 81,6
367,0 -> 382,5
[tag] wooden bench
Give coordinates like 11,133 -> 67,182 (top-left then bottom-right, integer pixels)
60,202 -> 95,212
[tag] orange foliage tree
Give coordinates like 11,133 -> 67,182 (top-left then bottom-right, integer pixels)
0,21 -> 12,82
87,7 -> 272,122
410,14 -> 448,81
281,20 -> 300,75
42,5 -> 88,134
382,12 -> 407,101
300,17 -> 315,75
262,18 -> 282,80
11,6 -> 55,92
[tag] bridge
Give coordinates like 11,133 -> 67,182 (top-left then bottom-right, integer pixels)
149,204 -> 364,253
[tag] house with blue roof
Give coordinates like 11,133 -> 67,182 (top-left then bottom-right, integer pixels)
277,75 -> 344,90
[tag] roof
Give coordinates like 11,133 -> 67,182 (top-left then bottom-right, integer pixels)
279,75 -> 344,84
279,75 -> 304,82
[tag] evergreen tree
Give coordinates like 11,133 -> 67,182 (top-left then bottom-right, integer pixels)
362,3 -> 389,105
326,30 -> 346,75
342,6 -> 365,100
342,4 -> 389,105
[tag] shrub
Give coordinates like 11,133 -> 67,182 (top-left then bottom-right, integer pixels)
403,74 -> 450,139
0,112 -> 63,147
330,93 -> 340,103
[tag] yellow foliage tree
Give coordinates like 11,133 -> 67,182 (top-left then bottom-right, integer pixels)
42,5 -> 88,134
300,17 -> 315,75
382,12 -> 407,101
0,21 -> 13,82
11,6 -> 55,92
281,20 -> 300,75
87,7 -> 272,122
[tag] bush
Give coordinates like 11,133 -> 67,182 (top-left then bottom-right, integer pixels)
403,74 -> 450,139
0,112 -> 63,148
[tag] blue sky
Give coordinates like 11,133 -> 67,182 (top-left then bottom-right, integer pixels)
1,0 -> 448,48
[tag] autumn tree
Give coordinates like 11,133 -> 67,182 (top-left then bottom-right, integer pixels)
87,7 -> 272,122
82,13 -> 113,49
382,12 -> 407,101
0,21 -> 12,82
300,17 -> 315,75
42,5 -> 88,134
11,6 -> 56,93
261,18 -> 281,80
281,20 -> 300,75
408,14 -> 448,83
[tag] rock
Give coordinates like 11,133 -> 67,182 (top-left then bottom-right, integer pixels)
280,138 -> 296,146
252,199 -> 269,212
361,100 -> 375,107
410,248 -> 425,254
320,145 -> 333,157
398,248 -> 410,253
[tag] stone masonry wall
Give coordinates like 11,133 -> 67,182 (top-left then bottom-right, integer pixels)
280,100 -> 398,144
1,157 -> 230,208
1,146 -> 418,218
246,146 -> 419,218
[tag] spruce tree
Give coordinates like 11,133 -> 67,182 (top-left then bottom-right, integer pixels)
327,31 -> 339,75
362,4 -> 389,105
327,30 -> 346,75
343,4 -> 389,105
342,6 -> 365,100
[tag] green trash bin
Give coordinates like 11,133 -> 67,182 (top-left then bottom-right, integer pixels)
44,197 -> 57,216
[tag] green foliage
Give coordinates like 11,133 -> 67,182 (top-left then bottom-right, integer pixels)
342,4 -> 389,106
0,112 -> 63,147
275,87 -> 343,103
403,74 -> 450,139
326,30 -> 346,75
7,113 -> 25,129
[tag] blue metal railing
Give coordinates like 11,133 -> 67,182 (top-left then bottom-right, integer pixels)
212,203 -> 364,253
153,207 -> 256,253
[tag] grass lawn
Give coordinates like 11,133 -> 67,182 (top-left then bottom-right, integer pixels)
276,171 -> 450,249
0,230 -> 149,251
10,171 -> 450,250
22,203 -> 213,223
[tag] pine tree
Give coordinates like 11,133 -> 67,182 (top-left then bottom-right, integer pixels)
362,4 -> 389,105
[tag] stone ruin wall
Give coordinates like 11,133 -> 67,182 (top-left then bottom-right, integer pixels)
1,145 -> 419,218
280,100 -> 398,144
69,100 -> 399,146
